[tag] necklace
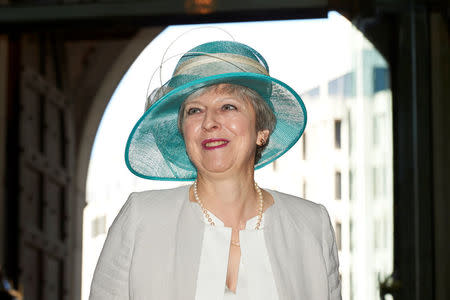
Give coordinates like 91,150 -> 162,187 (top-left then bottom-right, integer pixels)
193,180 -> 264,246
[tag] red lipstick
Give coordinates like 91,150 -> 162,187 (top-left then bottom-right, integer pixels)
201,138 -> 229,150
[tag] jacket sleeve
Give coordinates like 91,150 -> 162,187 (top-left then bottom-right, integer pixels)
89,193 -> 138,300
319,204 -> 342,300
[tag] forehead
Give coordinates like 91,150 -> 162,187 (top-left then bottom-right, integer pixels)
184,84 -> 251,104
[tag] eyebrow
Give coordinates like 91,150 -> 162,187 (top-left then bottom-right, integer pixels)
183,100 -> 203,106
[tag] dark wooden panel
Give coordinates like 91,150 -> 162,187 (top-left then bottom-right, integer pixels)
17,58 -> 73,300
20,166 -> 43,229
45,103 -> 64,166
20,79 -> 43,154
42,256 -> 61,300
44,179 -> 63,239
20,245 -> 41,299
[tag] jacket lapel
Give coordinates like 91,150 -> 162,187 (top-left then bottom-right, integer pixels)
264,191 -> 329,300
171,188 -> 205,300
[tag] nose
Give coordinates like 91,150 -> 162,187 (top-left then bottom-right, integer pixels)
202,110 -> 221,131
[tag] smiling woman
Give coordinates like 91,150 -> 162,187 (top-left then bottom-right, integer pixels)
89,40 -> 341,300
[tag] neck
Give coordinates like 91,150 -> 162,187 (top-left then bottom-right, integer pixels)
193,172 -> 259,229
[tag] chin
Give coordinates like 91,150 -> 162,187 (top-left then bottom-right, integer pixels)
200,162 -> 233,174
197,158 -> 254,176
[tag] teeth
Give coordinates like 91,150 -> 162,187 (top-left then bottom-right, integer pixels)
205,141 -> 227,147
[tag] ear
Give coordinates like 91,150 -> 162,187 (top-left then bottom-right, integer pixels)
256,129 -> 270,146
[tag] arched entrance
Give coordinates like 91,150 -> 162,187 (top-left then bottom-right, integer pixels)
81,15 -> 394,300
1,3 -> 446,300
75,27 -> 164,299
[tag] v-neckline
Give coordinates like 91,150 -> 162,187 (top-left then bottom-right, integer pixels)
186,184 -> 277,230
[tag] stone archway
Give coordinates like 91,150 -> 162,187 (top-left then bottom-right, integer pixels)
73,26 -> 164,299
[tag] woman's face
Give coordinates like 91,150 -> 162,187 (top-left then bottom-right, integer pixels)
182,86 -> 265,177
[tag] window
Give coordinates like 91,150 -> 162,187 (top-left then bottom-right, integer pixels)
335,221 -> 342,250
372,166 -> 387,198
347,110 -> 353,154
302,132 -> 307,160
334,120 -> 342,149
335,171 -> 342,200
303,86 -> 320,99
374,220 -> 378,249
373,116 -> 379,146
349,169 -> 354,201
372,167 -> 378,198
350,270 -> 354,300
349,219 -> 355,252
91,215 -> 106,238
328,72 -> 355,98
328,76 -> 340,96
373,67 -> 389,93
374,219 -> 381,249
343,72 -> 355,97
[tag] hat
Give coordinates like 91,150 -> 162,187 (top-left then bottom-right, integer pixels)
125,40 -> 307,180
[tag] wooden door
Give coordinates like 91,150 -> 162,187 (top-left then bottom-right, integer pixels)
17,67 -> 74,300
6,34 -> 75,300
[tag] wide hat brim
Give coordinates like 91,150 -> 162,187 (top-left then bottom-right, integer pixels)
125,72 -> 307,180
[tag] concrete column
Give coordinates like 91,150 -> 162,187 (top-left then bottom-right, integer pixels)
430,12 -> 450,300
0,34 -> 8,269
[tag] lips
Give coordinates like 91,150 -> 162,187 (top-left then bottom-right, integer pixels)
201,138 -> 229,150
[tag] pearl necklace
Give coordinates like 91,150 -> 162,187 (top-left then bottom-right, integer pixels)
193,180 -> 264,246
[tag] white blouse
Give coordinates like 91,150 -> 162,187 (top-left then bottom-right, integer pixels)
190,202 -> 279,300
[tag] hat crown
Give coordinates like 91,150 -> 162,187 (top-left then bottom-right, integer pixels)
173,41 -> 270,77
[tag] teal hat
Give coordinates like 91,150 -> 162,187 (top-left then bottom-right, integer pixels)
125,40 -> 307,180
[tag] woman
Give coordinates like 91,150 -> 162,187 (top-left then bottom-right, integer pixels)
90,40 -> 341,299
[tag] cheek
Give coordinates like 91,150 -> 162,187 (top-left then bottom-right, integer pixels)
228,117 -> 256,139
182,121 -> 200,151
182,119 -> 198,138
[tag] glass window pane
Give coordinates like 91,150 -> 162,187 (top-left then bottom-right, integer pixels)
336,222 -> 342,250
336,171 -> 342,200
335,119 -> 342,149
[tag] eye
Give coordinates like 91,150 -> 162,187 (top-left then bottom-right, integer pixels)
222,104 -> 237,111
186,107 -> 201,115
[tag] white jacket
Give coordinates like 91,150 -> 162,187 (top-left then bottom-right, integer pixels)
89,185 -> 341,300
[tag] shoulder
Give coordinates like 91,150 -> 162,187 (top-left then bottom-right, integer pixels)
131,184 -> 190,205
269,189 -> 324,218
268,189 -> 329,239
124,184 -> 191,222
